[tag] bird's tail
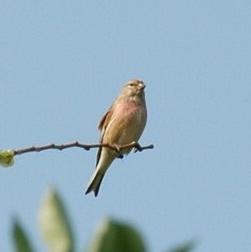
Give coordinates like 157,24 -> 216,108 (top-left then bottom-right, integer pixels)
85,169 -> 105,197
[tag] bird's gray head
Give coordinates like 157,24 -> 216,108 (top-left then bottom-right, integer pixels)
121,80 -> 146,100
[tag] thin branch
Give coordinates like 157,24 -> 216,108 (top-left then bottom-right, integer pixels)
13,141 -> 154,156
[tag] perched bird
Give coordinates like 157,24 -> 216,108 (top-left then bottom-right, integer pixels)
85,79 -> 147,196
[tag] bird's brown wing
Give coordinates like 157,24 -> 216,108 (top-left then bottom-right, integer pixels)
96,107 -> 113,166
98,108 -> 113,131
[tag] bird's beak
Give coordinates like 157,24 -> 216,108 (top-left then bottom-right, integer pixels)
139,82 -> 145,90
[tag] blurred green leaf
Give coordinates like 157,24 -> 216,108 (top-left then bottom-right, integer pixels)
168,240 -> 196,252
87,217 -> 146,252
12,218 -> 34,252
38,187 -> 74,252
0,149 -> 15,167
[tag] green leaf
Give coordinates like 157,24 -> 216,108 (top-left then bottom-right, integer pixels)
38,187 -> 74,252
168,240 -> 196,252
87,217 -> 146,252
12,218 -> 34,252
0,149 -> 15,167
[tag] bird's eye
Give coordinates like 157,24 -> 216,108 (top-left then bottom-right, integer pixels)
128,83 -> 134,87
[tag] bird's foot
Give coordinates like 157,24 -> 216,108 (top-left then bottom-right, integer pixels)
132,142 -> 142,152
112,144 -> 124,159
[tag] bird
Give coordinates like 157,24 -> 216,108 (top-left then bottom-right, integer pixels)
85,79 -> 147,196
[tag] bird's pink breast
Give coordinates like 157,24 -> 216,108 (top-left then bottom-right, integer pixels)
106,100 -> 147,147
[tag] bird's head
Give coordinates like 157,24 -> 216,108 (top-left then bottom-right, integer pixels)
121,79 -> 146,99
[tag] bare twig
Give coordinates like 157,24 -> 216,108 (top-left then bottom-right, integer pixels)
13,141 -> 154,156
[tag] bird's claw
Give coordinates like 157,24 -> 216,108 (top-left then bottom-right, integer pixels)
133,142 -> 142,152
112,144 -> 124,159
117,154 -> 124,159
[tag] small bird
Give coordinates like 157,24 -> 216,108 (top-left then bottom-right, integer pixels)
85,79 -> 147,196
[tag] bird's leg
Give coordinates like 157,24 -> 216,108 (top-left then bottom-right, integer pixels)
112,144 -> 124,159
132,142 -> 142,152
117,154 -> 124,159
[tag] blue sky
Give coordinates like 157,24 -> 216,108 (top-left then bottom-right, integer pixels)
1,1 -> 251,251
